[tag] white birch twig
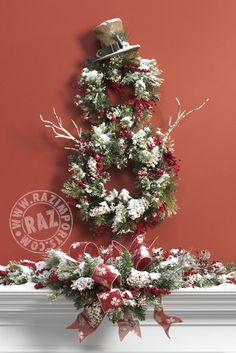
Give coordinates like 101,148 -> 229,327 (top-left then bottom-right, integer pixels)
40,108 -> 82,145
164,97 -> 209,141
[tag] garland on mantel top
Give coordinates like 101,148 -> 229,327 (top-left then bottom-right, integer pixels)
41,52 -> 208,236
1,235 -> 236,341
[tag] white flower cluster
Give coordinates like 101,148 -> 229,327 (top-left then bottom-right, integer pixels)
127,269 -> 151,288
127,198 -> 149,220
71,277 -> 94,291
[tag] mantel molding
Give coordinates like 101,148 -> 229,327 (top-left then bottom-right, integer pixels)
1,285 -> 236,314
0,284 -> 236,352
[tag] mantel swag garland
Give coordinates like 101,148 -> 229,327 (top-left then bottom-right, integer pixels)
1,235 -> 236,341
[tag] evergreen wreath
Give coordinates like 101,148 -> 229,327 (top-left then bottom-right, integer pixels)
41,53 -> 207,236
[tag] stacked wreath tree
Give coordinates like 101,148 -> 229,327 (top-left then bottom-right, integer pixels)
41,19 -> 207,236
1,18 -> 236,343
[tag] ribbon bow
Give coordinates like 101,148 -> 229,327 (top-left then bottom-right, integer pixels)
67,235 -> 182,342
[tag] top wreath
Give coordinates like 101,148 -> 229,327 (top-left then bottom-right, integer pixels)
76,18 -> 160,125
41,18 -> 207,237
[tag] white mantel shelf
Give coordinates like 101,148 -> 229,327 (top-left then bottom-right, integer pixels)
0,283 -> 236,353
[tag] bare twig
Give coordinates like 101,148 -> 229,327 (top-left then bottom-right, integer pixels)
64,147 -> 81,152
40,108 -> 82,145
164,97 -> 209,141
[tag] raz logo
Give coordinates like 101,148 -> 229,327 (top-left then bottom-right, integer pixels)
9,190 -> 73,254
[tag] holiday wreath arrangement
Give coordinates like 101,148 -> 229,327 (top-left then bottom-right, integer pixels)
1,18 -> 236,343
40,18 -> 208,236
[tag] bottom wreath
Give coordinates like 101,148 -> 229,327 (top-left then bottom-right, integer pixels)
0,234 -> 236,342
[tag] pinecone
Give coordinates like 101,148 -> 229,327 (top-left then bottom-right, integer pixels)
87,157 -> 97,177
84,301 -> 103,328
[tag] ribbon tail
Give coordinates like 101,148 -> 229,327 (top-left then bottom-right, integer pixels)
67,311 -> 101,342
118,319 -> 141,341
154,308 -> 183,339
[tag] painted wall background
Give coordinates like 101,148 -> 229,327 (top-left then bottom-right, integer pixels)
0,0 -> 235,264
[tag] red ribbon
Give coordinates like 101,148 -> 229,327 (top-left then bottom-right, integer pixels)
154,308 -> 183,338
69,241 -> 99,261
67,235 -> 182,342
69,234 -> 156,271
98,288 -> 124,312
118,313 -> 141,341
92,263 -> 121,290
67,310 -> 105,342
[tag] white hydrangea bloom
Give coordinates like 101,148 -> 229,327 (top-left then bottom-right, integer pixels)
71,277 -> 94,291
127,269 -> 150,288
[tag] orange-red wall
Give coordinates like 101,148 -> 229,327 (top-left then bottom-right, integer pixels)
1,0 -> 236,264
